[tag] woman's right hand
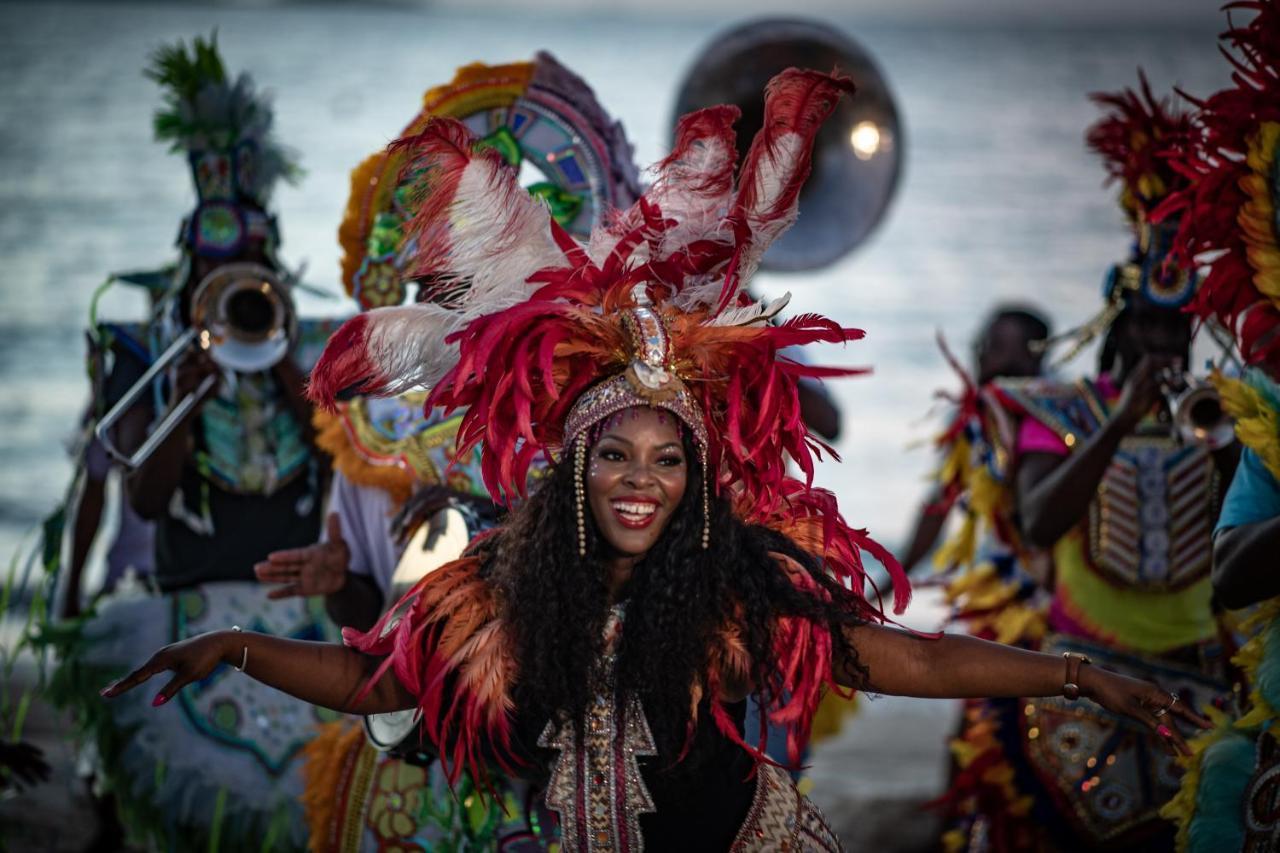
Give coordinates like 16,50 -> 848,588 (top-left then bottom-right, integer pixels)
99,630 -> 238,707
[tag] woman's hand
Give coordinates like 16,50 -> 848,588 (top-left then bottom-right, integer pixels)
99,630 -> 237,707
1079,664 -> 1212,756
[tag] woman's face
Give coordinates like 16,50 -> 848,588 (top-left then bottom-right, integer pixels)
586,406 -> 689,560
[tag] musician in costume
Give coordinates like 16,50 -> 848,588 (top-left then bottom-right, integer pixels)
32,36 -> 342,851
99,70 -> 1212,853
943,76 -> 1239,852
267,54 -> 640,851
1149,4 -> 1280,849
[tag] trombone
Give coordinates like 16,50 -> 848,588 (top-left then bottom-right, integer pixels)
95,263 -> 296,469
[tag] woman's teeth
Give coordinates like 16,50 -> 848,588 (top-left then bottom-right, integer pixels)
613,501 -> 657,520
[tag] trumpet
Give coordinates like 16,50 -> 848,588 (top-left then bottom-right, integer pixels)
1160,370 -> 1236,450
96,263 -> 296,469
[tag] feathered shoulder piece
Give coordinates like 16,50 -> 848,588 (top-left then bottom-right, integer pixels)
344,555 -> 518,784
924,337 -> 1023,572
146,33 -> 299,207
1087,71 -> 1193,227
1157,1 -> 1280,367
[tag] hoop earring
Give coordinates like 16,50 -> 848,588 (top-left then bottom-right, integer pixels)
575,439 -> 588,557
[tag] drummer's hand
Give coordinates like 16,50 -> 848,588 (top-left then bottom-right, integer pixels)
253,513 -> 350,599
1079,665 -> 1212,756
99,631 -> 235,706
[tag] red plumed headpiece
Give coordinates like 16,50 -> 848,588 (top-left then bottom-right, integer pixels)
1156,1 -> 1280,367
1088,70 -> 1194,227
310,68 -> 909,613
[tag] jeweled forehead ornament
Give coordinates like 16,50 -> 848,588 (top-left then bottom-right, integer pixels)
562,285 -> 709,453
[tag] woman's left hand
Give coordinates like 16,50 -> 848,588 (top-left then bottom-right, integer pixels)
1079,665 -> 1213,756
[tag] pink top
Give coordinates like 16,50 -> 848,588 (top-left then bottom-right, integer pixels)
1014,374 -> 1119,457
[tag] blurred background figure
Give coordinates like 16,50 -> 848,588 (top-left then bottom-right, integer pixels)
27,35 -> 346,852
899,303 -> 1051,577
940,74 -> 1238,852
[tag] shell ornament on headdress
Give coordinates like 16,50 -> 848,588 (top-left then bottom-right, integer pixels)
1156,1 -> 1280,367
1047,74 -> 1198,361
147,34 -> 300,261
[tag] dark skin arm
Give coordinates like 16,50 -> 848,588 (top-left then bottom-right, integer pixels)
103,618 -> 1212,754
126,350 -> 219,520
1213,516 -> 1280,610
1017,355 -> 1169,548
65,468 -> 106,619
323,573 -> 385,632
839,623 -> 1209,755
100,630 -> 415,715
899,486 -> 949,575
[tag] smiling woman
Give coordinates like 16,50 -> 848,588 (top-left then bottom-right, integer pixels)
100,68 -> 1209,851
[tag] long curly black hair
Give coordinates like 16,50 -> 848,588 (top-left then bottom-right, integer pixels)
479,429 -> 872,766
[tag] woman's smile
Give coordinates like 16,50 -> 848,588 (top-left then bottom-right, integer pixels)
610,496 -> 661,528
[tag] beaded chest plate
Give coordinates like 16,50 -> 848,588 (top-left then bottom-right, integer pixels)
1087,436 -> 1218,591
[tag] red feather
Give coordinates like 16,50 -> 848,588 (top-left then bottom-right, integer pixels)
307,313 -> 381,409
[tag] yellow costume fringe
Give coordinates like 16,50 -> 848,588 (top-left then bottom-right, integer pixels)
301,720 -> 367,853
1213,369 -> 1280,482
315,408 -> 416,507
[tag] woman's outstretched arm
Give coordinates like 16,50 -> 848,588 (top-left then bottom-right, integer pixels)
838,623 -> 1210,754
99,630 -> 416,715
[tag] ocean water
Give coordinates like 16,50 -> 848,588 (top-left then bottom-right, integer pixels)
0,2 -> 1231,594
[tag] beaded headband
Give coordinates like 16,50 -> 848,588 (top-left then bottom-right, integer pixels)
563,288 -> 709,453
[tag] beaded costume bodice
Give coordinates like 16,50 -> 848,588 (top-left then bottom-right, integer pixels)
538,605 -> 659,853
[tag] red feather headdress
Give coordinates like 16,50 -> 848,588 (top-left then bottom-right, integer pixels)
317,70 -> 913,782
1155,1 -> 1280,367
1088,71 -> 1194,228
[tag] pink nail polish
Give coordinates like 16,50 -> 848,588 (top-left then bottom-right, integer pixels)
1156,724 -> 1172,738
152,694 -> 168,707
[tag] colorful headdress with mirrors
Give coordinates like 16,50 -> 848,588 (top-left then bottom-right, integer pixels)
309,70 -> 910,778
1049,73 -> 1198,361
147,33 -> 300,262
1157,1 -> 1280,368
339,52 -> 642,311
